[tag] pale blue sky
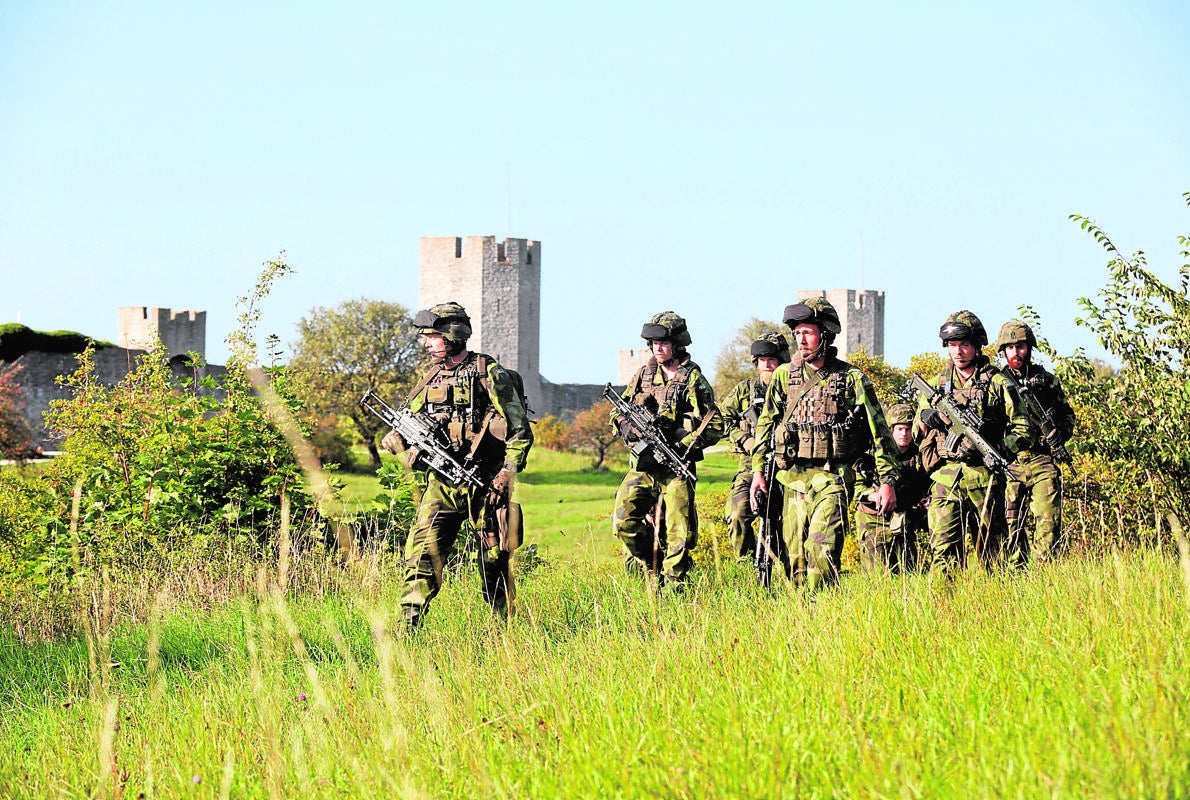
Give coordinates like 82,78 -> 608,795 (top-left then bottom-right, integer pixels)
3,1 -> 1188,382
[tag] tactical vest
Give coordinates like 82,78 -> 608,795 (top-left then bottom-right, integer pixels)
772,358 -> 868,465
895,443 -> 930,506
740,377 -> 767,439
418,352 -> 506,458
934,361 -> 1003,462
629,356 -> 701,443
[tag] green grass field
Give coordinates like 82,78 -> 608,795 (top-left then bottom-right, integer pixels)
2,449 -> 1188,798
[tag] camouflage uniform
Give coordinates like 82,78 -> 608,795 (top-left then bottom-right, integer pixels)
854,404 -> 929,575
918,311 -> 1031,576
996,321 -> 1076,565
720,332 -> 789,559
752,299 -> 900,591
385,303 -> 533,627
610,312 -> 723,584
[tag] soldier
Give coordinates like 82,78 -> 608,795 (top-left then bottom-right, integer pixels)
749,298 -> 899,591
380,302 -> 533,629
720,331 -> 790,559
917,310 -> 1031,576
854,403 -> 930,575
610,311 -> 723,586
996,319 -> 1076,564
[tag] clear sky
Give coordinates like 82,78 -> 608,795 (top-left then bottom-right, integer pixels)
3,1 -> 1188,383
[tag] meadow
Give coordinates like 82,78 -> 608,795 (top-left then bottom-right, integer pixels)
1,448 -> 1188,799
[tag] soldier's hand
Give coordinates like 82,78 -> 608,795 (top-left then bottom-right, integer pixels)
749,471 -> 768,513
490,466 -> 513,495
920,409 -> 949,432
381,430 -> 406,454
874,483 -> 897,516
618,419 -> 640,444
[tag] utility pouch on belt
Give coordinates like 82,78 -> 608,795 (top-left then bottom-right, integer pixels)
498,501 -> 523,552
447,420 -> 465,449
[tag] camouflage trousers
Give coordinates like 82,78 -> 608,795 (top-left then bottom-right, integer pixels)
724,469 -> 757,558
855,499 -> 925,575
1005,452 -> 1064,565
399,474 -> 510,624
613,468 -> 697,583
777,465 -> 852,591
927,462 -> 1007,576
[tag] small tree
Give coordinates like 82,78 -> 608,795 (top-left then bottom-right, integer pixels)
1040,194 -> 1190,528
533,414 -> 570,451
289,298 -> 425,468
712,317 -> 784,398
564,400 -> 623,469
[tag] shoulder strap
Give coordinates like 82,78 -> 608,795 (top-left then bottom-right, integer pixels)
787,360 -> 827,409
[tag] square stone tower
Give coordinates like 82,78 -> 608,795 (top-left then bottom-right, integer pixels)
796,289 -> 884,359
117,307 -> 206,359
419,236 -> 543,405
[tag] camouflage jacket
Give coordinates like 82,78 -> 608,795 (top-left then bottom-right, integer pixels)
408,351 -> 533,471
916,356 -> 1031,470
609,355 -> 723,471
999,363 -> 1076,454
752,357 -> 900,485
720,375 -> 769,470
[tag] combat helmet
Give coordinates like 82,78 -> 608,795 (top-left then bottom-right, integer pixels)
783,297 -> 842,339
413,301 -> 472,345
885,403 -> 915,427
641,311 -> 692,347
996,319 -> 1037,352
938,310 -> 988,347
750,331 -> 791,364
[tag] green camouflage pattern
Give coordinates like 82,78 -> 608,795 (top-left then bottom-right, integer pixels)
408,352 -> 533,470
398,474 -> 511,619
609,356 -> 721,582
916,358 -> 1027,573
995,319 -> 1037,351
1005,450 -> 1065,564
720,376 -> 767,556
612,469 -> 698,581
751,358 -> 900,589
853,442 -> 929,575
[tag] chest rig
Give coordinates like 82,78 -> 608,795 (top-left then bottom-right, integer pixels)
631,357 -> 699,424
420,353 -> 497,455
934,361 -> 1002,462
773,358 -> 866,466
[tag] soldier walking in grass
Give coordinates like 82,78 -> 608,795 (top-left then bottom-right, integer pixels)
610,311 -> 723,587
749,298 -> 899,591
995,319 -> 1076,565
720,331 -> 790,559
916,311 -> 1031,576
853,403 -> 930,575
379,302 -> 533,629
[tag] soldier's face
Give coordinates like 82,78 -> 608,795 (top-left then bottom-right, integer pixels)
755,355 -> 780,380
892,423 -> 913,451
1003,342 -> 1030,370
947,339 -> 977,369
423,333 -> 448,361
651,340 -> 675,362
793,323 -> 822,360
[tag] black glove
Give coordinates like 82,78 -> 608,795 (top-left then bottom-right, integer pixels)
618,419 -> 640,444
920,409 -> 948,432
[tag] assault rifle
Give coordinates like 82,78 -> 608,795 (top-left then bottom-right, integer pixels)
603,384 -> 697,483
359,389 -> 486,489
910,374 -> 1011,474
753,449 -> 782,588
999,369 -> 1072,463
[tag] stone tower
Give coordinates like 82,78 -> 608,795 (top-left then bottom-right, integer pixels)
117,307 -> 206,359
796,289 -> 884,358
418,236 -> 543,405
